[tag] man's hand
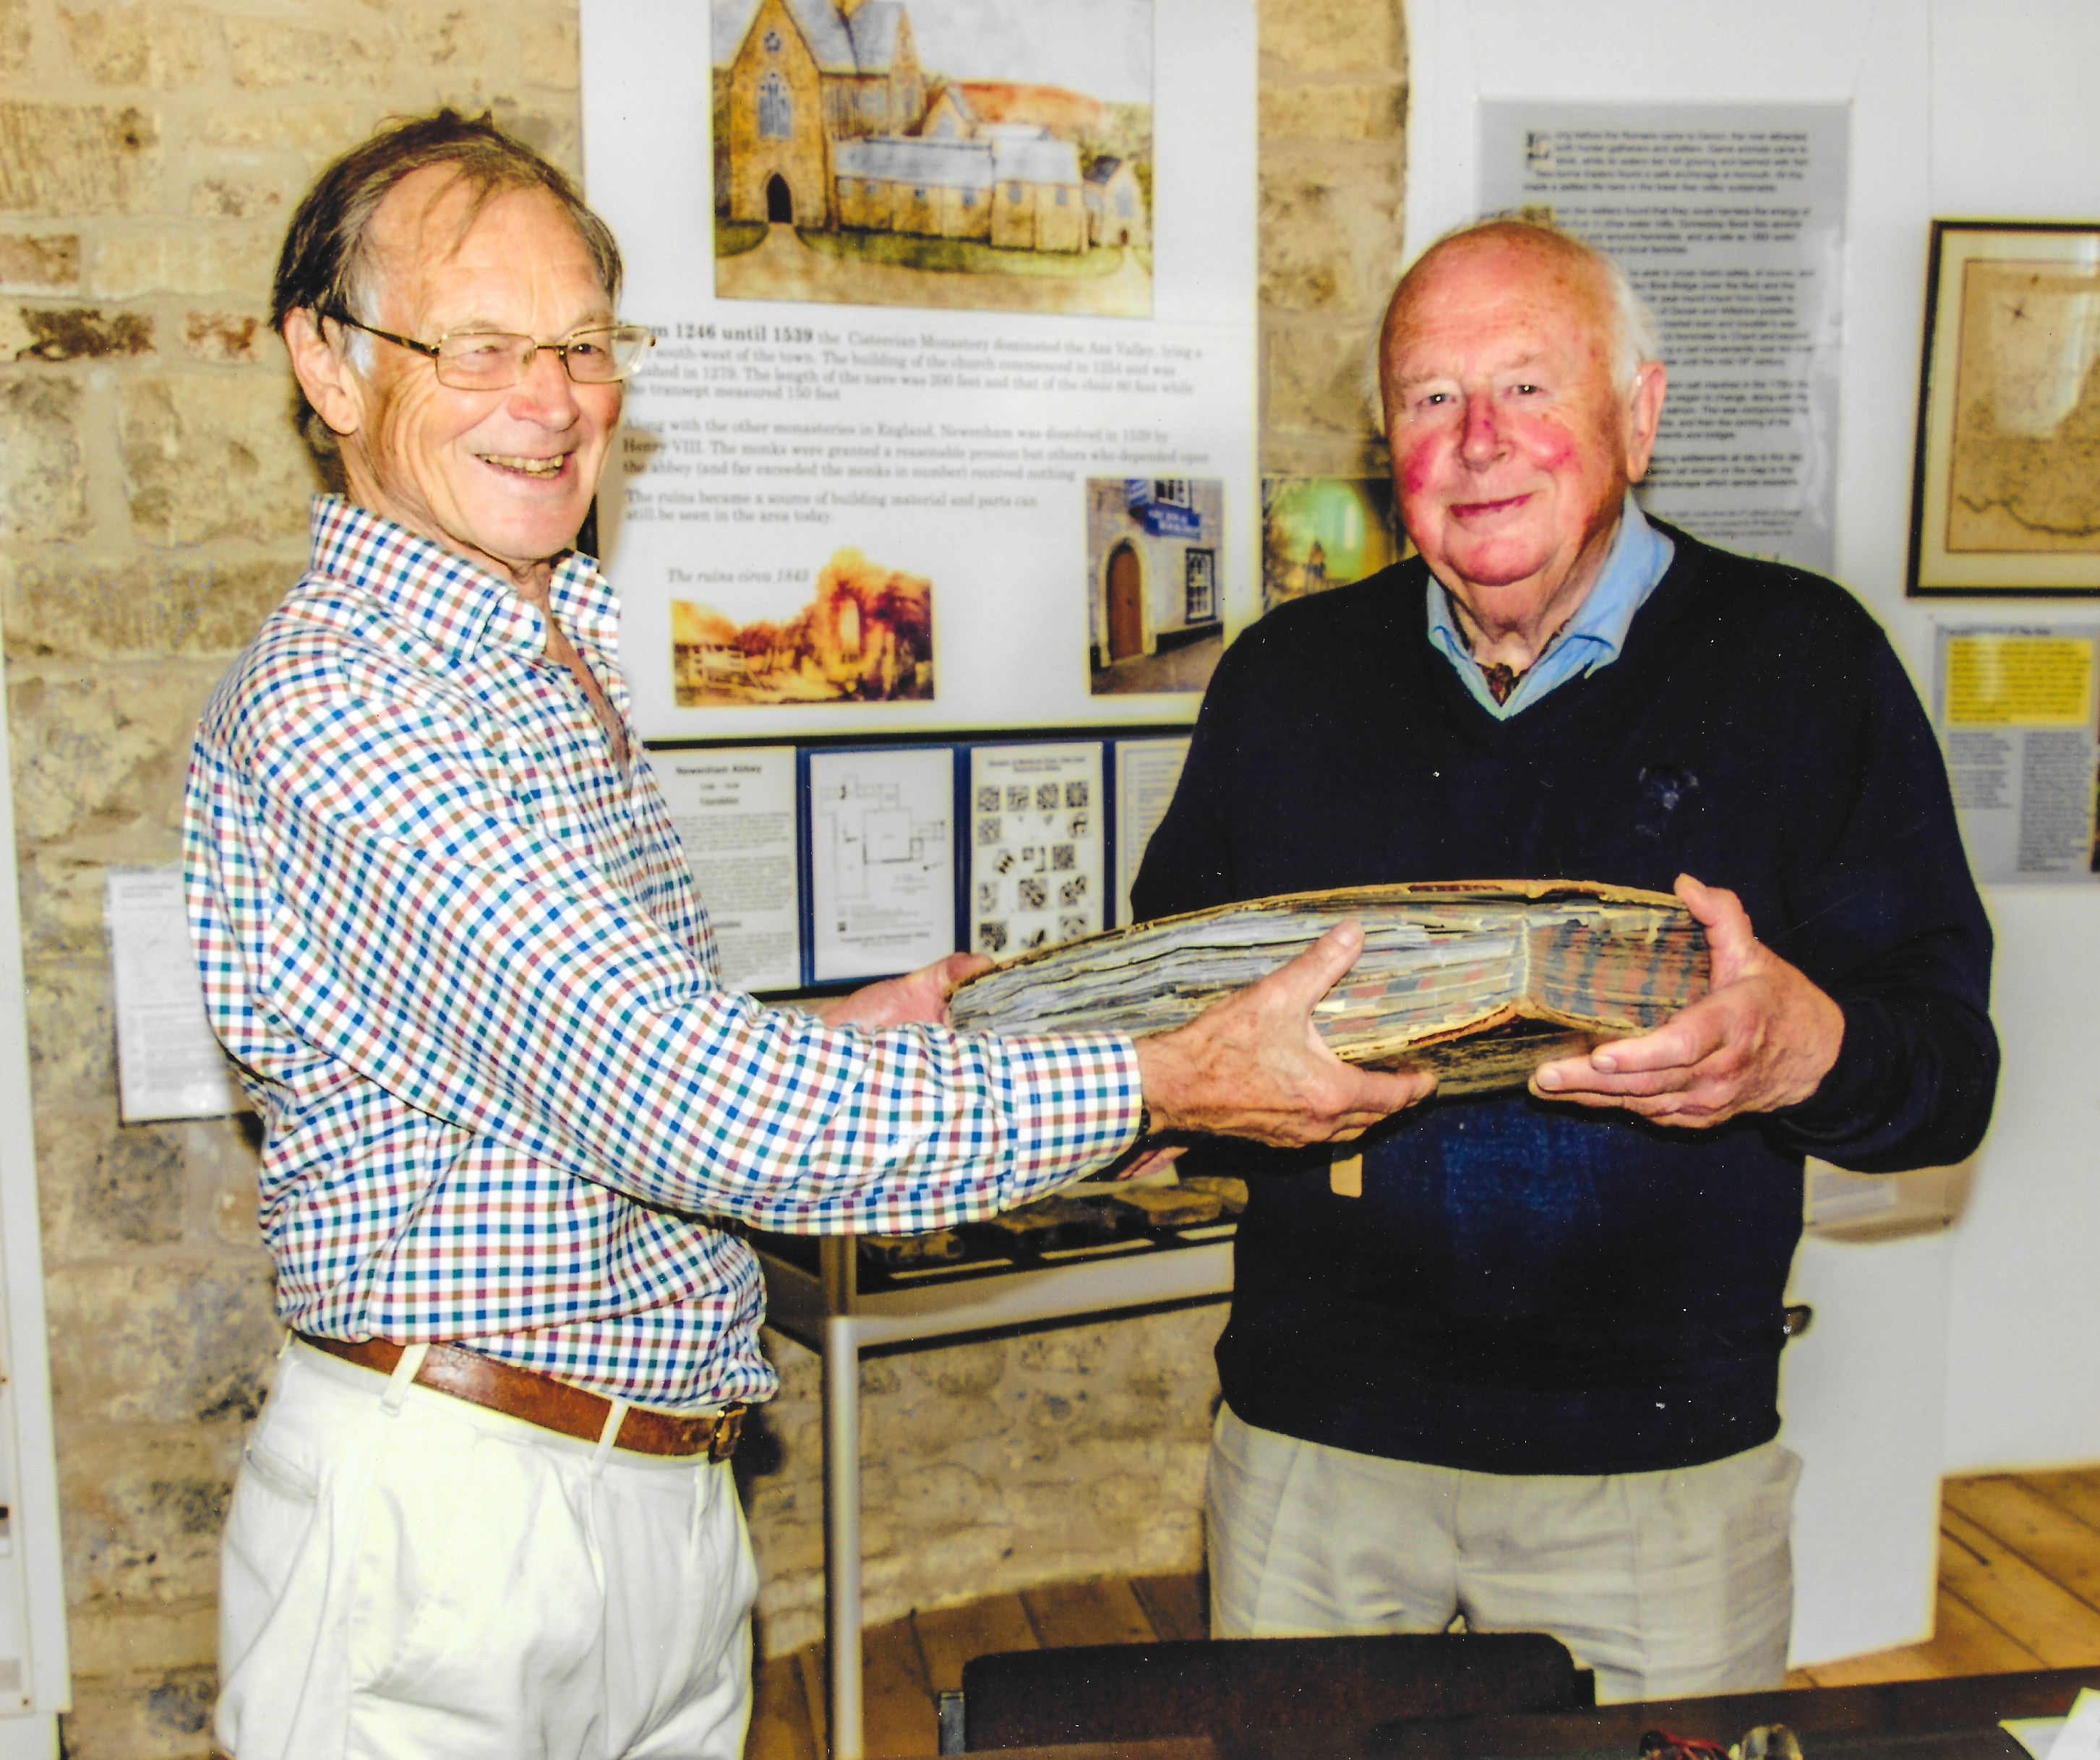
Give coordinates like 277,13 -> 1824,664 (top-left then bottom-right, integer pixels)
1136,921 -> 1435,1147
1117,1144 -> 1188,1181
817,953 -> 991,1029
1530,873 -> 1843,1128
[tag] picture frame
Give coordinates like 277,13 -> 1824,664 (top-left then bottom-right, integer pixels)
1909,220 -> 2100,597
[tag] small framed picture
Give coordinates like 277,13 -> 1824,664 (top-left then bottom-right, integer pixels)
1910,220 -> 2100,597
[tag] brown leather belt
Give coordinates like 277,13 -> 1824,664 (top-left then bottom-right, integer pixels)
296,1333 -> 743,1460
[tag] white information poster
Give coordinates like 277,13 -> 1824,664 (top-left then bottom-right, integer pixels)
1478,101 -> 1848,572
580,0 -> 1258,741
967,742 -> 1105,957
1113,734 -> 1188,925
807,745 -> 957,980
1935,624 -> 2100,885
653,745 -> 802,991
104,867 -> 235,1122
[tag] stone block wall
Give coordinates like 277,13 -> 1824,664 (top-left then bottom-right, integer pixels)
1259,0 -> 1410,476
0,1 -> 1402,1749
1,5 -> 591,1752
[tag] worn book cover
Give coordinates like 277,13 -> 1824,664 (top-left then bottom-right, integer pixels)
949,880 -> 1710,1098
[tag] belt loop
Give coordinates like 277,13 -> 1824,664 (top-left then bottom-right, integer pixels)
590,1399 -> 630,1477
382,1343 -> 430,1415
711,1407 -> 745,1463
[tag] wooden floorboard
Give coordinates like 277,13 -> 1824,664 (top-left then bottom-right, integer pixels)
859,1618 -> 938,1759
747,1653 -> 818,1760
1132,1571 -> 1209,1644
2020,1469 -> 2100,1552
1938,1505 -> 2100,1667
1021,1576 -> 1157,1649
792,1647 -> 827,1760
914,1594 -> 1041,1695
1946,1477 -> 2100,1612
750,1470 -> 2100,1756
1799,1590 -> 2047,1686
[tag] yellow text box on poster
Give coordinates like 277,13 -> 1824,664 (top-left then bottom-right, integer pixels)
1945,635 -> 2095,726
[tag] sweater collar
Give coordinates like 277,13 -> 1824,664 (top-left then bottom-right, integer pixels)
1423,493 -> 1675,719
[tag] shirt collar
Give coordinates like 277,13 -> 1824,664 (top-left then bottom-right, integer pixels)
1424,493 -> 1675,718
307,494 -> 614,664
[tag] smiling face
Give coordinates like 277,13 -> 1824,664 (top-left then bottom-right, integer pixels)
316,167 -> 622,599
1380,229 -> 1665,656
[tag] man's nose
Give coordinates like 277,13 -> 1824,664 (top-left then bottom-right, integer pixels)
1459,393 -> 1503,465
510,344 -> 583,421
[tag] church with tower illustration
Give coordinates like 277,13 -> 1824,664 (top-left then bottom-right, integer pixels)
719,0 -> 1147,254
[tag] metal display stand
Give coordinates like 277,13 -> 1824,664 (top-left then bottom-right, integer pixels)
755,1229 -> 1235,1760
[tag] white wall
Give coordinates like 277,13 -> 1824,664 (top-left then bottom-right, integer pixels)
1923,3 -> 2100,1474
1781,1232 -> 1953,1664
0,641 -> 75,1728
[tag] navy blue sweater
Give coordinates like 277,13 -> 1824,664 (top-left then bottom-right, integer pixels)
1131,528 -> 1997,1475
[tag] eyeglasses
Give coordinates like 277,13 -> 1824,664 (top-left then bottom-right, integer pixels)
326,313 -> 655,388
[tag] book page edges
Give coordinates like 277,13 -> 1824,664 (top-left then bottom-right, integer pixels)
953,877 -> 1688,991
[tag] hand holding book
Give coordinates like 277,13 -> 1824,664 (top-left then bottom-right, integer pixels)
815,951 -> 994,1029
1132,920 -> 1437,1148
951,878 -> 1714,1101
1530,875 -> 1844,1128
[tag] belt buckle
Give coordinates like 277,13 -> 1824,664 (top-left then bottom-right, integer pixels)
709,1406 -> 745,1461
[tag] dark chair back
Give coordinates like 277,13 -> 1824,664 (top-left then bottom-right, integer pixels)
956,1630 -> 1593,1751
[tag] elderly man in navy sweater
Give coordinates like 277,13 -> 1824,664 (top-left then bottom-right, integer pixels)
1133,219 -> 1998,1701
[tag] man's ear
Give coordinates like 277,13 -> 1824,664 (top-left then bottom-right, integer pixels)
283,308 -> 366,439
1621,358 -> 1667,484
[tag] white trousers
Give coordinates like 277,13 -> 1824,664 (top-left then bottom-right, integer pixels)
216,1339 -> 758,1760
1207,1404 -> 1799,1703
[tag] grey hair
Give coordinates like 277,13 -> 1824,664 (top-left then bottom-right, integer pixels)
1589,236 -> 1663,386
1370,215 -> 1662,427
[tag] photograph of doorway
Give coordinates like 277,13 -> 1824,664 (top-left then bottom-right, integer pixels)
1085,477 -> 1225,695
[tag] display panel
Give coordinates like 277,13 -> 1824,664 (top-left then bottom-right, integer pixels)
1934,622 -> 2100,884
655,745 -> 802,991
967,742 -> 1105,956
1110,734 -> 1188,925
804,744 -> 959,982
1478,100 -> 1850,572
655,726 -> 1191,988
580,0 -> 1259,739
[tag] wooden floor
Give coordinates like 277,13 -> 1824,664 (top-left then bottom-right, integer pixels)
747,1467 -> 2100,1760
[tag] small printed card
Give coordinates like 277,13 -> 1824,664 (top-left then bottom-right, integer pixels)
2004,1686 -> 2100,1760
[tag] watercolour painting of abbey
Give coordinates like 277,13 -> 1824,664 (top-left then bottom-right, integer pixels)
711,0 -> 1154,315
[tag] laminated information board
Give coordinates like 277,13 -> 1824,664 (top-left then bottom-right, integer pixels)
580,0 -> 1259,742
1936,622 -> 2100,885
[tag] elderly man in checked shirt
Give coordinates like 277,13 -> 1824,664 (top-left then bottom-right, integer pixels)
182,111 -> 1425,1760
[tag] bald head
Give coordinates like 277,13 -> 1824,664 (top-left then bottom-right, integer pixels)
1382,220 -> 1658,398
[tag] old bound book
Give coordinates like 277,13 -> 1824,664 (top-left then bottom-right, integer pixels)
948,880 -> 1710,1099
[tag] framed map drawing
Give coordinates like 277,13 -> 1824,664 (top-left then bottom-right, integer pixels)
1911,220 -> 2100,596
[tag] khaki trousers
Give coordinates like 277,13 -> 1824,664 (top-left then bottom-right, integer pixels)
1206,1403 -> 1799,1702
217,1339 -> 758,1760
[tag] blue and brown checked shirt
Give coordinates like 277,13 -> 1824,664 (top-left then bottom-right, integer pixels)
184,497 -> 1144,1410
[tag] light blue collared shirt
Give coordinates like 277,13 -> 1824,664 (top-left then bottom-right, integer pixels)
1425,494 -> 1676,719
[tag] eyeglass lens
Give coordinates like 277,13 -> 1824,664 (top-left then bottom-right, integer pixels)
434,328 -> 651,387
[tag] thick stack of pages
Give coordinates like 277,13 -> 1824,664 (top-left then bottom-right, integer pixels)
950,880 -> 1709,1098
